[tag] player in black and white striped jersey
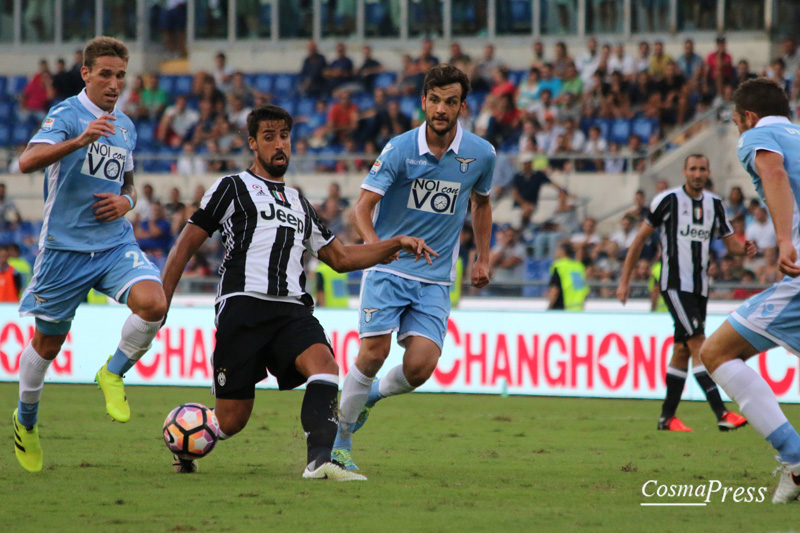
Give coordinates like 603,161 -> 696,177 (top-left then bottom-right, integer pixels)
161,104 -> 437,480
617,154 -> 757,432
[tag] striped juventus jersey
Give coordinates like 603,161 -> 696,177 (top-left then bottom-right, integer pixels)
646,185 -> 733,297
189,170 -> 334,305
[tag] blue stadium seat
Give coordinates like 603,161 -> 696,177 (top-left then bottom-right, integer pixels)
295,97 -> 315,117
353,94 -> 375,111
466,92 -> 487,114
0,77 -> 8,99
254,73 -> 273,94
399,96 -> 417,118
525,258 -> 539,278
173,75 -> 193,96
136,120 -> 157,149
510,0 -> 532,22
272,73 -> 297,97
244,73 -> 258,89
313,146 -> 340,171
346,270 -> 362,296
452,4 -> 476,27
159,75 -> 176,96
609,118 -> 632,145
631,116 -> 659,143
153,146 -> 178,173
0,100 -> 15,122
9,75 -> 28,98
365,1 -> 386,27
509,70 -> 526,86
594,118 -> 611,141
373,72 -> 397,90
274,97 -> 295,114
12,119 -> 37,145
292,122 -> 313,140
259,2 -> 272,25
499,139 -> 520,153
0,125 -> 12,147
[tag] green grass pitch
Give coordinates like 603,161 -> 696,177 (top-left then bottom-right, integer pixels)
2,383 -> 800,532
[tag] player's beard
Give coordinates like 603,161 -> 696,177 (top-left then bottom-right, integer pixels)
426,113 -> 457,137
686,177 -> 706,194
257,152 -> 290,178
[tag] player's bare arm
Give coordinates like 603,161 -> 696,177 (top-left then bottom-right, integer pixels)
318,235 -> 438,273
352,189 -> 382,244
470,190 -> 492,288
18,114 -> 117,174
352,188 -> 398,263
161,223 -> 210,308
93,170 -> 136,222
721,233 -> 758,257
616,221 -> 656,304
755,150 -> 800,277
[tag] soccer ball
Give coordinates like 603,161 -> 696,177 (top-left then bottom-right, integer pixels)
163,403 -> 220,460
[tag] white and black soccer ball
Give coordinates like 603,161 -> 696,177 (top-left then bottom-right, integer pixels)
163,403 -> 220,460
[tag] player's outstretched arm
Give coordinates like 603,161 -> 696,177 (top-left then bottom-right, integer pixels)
19,114 -> 117,174
161,223 -> 209,309
755,150 -> 800,277
318,235 -> 438,273
470,191 -> 492,288
616,221 -> 655,304
721,234 -> 757,257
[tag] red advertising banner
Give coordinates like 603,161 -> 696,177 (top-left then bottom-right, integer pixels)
0,305 -> 798,402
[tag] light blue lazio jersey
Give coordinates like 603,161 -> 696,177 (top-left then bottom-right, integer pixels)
362,123 -> 495,284
737,116 -> 800,204
737,115 -> 800,251
29,89 -> 137,252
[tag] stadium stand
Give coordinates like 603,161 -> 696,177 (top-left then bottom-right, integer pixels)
0,0 -> 795,298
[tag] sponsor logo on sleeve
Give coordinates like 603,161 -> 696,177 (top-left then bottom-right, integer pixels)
368,159 -> 382,176
41,118 -> 54,131
80,142 -> 127,182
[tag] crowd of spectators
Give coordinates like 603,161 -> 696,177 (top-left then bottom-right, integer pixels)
9,34 -> 798,177
0,35 -> 795,300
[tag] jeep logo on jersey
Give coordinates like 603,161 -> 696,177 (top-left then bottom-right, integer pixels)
679,224 -> 711,241
80,142 -> 126,182
407,178 -> 460,215
261,203 -> 305,233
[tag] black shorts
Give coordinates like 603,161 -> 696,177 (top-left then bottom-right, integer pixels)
662,290 -> 707,344
212,296 -> 333,399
